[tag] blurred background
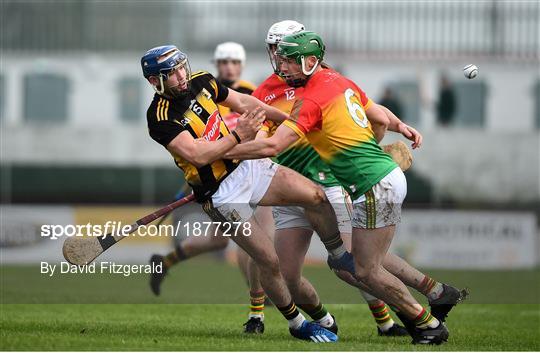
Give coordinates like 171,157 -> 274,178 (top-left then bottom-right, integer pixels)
0,0 -> 538,303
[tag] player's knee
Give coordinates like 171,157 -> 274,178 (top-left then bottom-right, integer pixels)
281,269 -> 301,289
354,263 -> 378,284
305,185 -> 328,207
255,251 -> 281,276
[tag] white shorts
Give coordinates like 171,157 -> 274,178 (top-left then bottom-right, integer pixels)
351,167 -> 407,229
273,185 -> 352,234
204,158 -> 278,224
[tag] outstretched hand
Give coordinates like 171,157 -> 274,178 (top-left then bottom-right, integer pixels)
234,107 -> 266,142
397,123 -> 422,149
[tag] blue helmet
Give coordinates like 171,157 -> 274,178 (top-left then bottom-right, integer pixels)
141,45 -> 191,96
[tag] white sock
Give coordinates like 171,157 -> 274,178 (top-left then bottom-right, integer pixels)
249,313 -> 264,321
427,283 -> 444,301
378,319 -> 395,332
422,317 -> 440,329
415,309 -> 440,329
315,312 -> 334,328
429,317 -> 440,329
328,244 -> 346,259
288,312 -> 306,330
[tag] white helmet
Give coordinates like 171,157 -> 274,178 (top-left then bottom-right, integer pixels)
265,20 -> 305,45
213,42 -> 246,66
265,20 -> 305,74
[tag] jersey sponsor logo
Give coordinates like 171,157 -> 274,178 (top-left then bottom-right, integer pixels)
203,110 -> 221,141
264,93 -> 276,103
178,117 -> 191,127
201,88 -> 212,100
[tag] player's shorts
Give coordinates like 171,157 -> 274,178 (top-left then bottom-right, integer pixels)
273,185 -> 352,234
202,158 -> 278,226
351,167 -> 407,229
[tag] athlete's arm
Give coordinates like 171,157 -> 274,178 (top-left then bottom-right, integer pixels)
167,110 -> 264,167
365,103 -> 390,143
224,124 -> 299,160
256,129 -> 269,139
222,89 -> 288,123
166,131 -> 238,168
378,104 -> 422,149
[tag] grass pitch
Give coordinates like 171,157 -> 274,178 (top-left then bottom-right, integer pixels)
1,260 -> 539,351
2,303 -> 539,351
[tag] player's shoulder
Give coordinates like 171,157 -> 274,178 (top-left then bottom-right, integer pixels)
236,79 -> 257,94
253,74 -> 285,97
304,69 -> 346,100
147,94 -> 172,123
190,70 -> 225,98
190,70 -> 216,84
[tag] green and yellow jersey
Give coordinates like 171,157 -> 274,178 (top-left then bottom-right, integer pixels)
283,69 -> 397,200
252,73 -> 339,187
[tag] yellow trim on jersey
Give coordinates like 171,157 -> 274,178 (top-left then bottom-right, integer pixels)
197,89 -> 218,115
237,79 -> 257,92
184,109 -> 205,135
363,98 -> 374,111
282,120 -> 306,138
163,100 -> 169,120
210,160 -> 227,182
190,70 -> 207,80
156,98 -> 164,121
209,80 -> 218,97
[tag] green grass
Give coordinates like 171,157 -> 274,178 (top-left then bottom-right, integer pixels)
1,304 -> 539,351
2,260 -> 539,304
1,261 -> 539,350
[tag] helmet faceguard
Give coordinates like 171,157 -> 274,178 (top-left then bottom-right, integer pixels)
141,45 -> 192,98
275,31 -> 325,87
265,20 -> 305,75
158,55 -> 192,99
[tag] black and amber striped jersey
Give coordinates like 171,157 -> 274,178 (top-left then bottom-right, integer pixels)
217,79 -> 257,118
147,71 -> 240,201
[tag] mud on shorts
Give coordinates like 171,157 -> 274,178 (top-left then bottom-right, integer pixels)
351,167 -> 407,229
272,185 -> 352,234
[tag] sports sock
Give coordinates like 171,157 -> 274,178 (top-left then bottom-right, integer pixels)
414,308 -> 439,329
419,275 -> 444,301
388,304 -> 400,312
248,290 -> 265,320
300,302 -> 334,328
315,313 -> 334,328
277,302 -> 305,329
368,301 -> 395,332
163,245 -> 188,269
321,232 -> 346,259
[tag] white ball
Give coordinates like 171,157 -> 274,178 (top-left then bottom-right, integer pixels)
463,64 -> 478,79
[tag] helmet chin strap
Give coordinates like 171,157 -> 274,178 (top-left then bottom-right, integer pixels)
153,74 -> 166,95
300,55 -> 319,76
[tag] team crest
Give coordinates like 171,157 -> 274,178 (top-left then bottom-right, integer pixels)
201,88 -> 212,100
